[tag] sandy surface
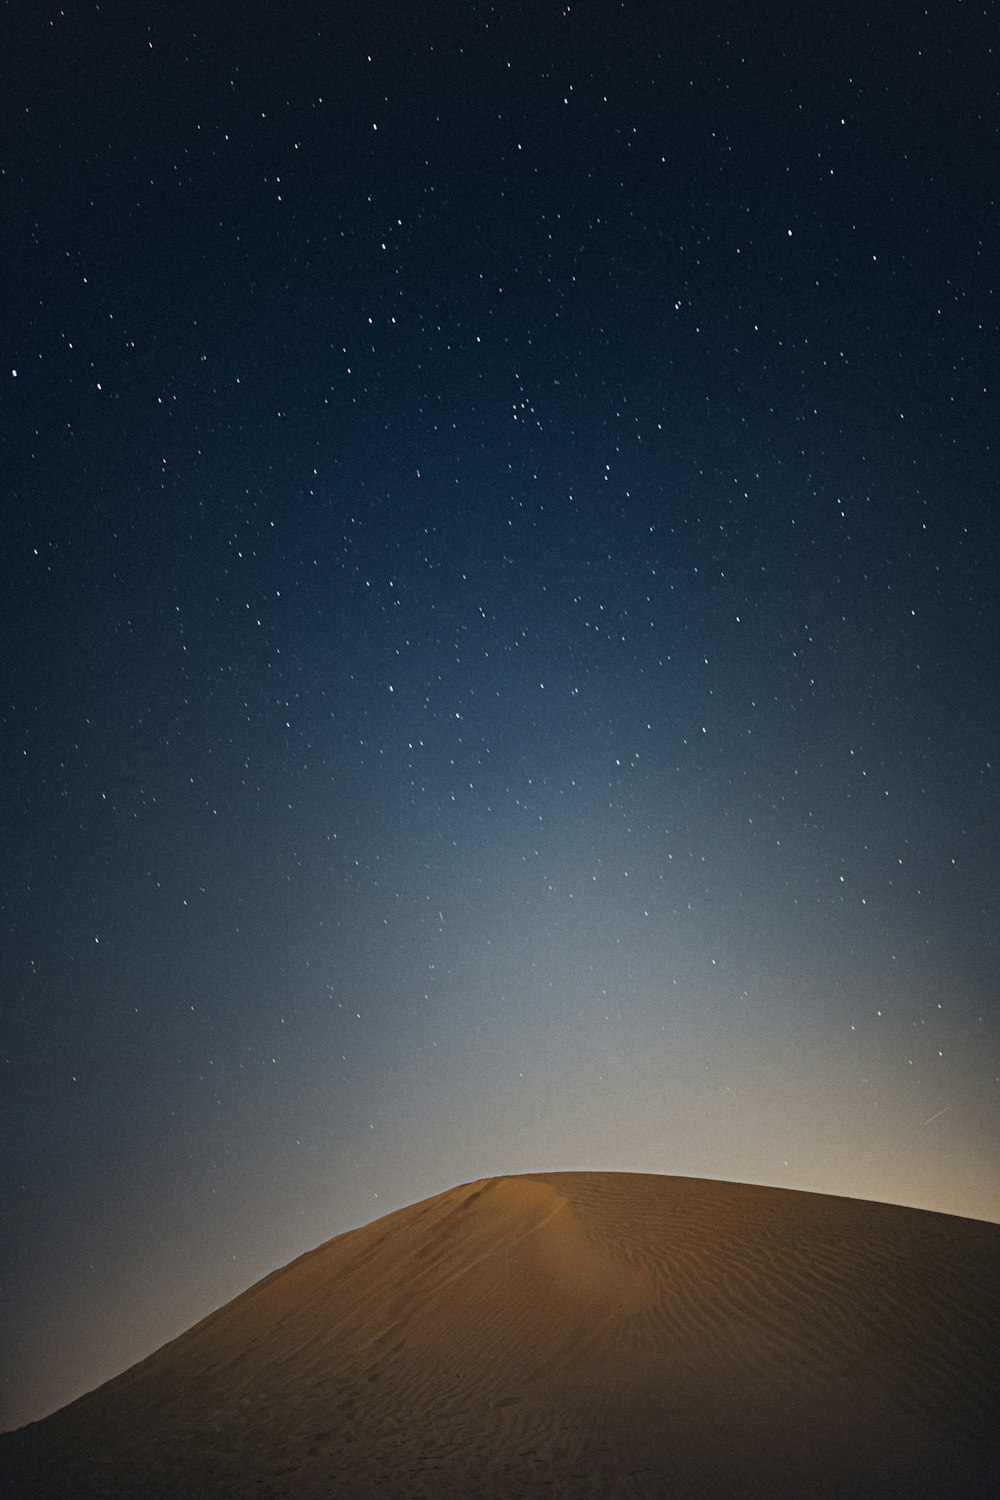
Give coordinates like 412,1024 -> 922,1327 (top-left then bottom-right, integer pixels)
2,1171 -> 997,1497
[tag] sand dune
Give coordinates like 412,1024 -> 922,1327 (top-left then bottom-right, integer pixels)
2,1172 -> 997,1497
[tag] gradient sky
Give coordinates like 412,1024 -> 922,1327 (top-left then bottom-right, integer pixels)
2,0 -> 998,1434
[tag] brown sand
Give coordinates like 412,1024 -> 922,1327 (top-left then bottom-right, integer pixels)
1,1172 -> 997,1498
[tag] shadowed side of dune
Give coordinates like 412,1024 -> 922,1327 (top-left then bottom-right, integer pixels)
2,1172 -> 998,1498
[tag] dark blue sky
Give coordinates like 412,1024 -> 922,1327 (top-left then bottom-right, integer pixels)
2,0 -> 997,1432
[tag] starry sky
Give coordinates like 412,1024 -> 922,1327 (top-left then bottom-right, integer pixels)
2,0 -> 998,1434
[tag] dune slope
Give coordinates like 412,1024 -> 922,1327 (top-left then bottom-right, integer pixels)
2,1172 -> 998,1498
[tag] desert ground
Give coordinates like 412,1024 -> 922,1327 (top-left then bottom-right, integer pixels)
1,1171 -> 997,1497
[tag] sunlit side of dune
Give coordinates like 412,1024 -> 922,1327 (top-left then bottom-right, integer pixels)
2,1172 -> 998,1498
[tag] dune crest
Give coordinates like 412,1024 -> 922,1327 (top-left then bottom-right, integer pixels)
2,1172 -> 998,1498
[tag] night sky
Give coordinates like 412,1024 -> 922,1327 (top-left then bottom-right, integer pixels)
2,0 -> 998,1434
